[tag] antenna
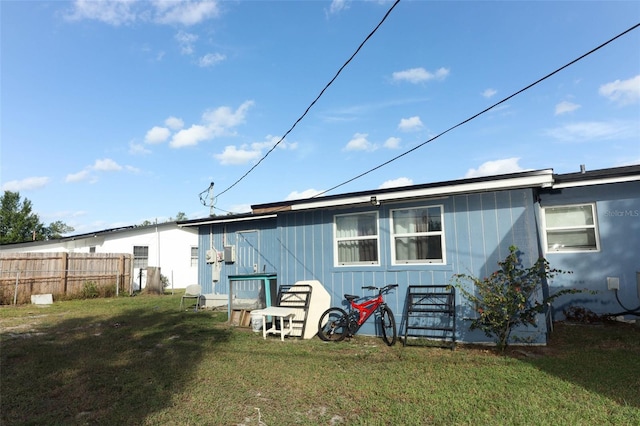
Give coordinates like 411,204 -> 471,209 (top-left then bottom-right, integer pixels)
198,182 -> 215,216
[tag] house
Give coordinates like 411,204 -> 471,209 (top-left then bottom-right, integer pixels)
0,222 -> 199,290
179,165 -> 640,344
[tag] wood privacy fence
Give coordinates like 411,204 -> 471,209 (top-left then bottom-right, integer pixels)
0,252 -> 133,305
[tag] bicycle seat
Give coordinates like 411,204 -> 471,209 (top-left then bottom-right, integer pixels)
344,294 -> 359,301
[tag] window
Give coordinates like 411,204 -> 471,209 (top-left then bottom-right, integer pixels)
190,246 -> 198,267
335,212 -> 379,265
543,204 -> 599,252
133,246 -> 149,269
391,206 -> 445,264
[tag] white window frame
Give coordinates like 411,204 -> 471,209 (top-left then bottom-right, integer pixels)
390,205 -> 446,265
133,245 -> 149,269
190,246 -> 198,267
334,211 -> 380,266
542,203 -> 600,253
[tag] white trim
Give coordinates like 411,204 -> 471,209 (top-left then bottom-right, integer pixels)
552,175 -> 640,189
292,172 -> 554,211
333,211 -> 380,267
178,214 -> 277,227
541,203 -> 601,254
390,205 -> 447,266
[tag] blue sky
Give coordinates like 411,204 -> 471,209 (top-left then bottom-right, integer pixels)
2,0 -> 639,235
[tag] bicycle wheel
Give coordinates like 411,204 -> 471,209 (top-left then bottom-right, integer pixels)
380,305 -> 397,346
317,308 -> 348,342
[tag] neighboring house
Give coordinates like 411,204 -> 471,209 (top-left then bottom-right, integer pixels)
180,165 -> 640,345
0,222 -> 199,290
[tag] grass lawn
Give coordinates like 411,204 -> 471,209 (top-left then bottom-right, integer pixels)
1,292 -> 639,425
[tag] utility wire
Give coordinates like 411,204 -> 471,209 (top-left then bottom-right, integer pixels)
215,0 -> 402,199
311,21 -> 640,199
213,19 -> 639,215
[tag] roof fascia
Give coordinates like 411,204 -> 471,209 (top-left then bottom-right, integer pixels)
553,174 -> 640,189
288,171 -> 554,211
178,214 -> 277,227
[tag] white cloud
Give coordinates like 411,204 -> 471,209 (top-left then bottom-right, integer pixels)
599,75 -> 640,105
482,88 -> 497,98
199,52 -> 226,67
202,100 -> 254,128
145,126 -> 171,144
213,135 -> 297,166
546,120 -> 638,142
285,189 -> 324,200
378,177 -> 413,189
165,116 -> 184,130
328,0 -> 349,15
66,158 -> 131,183
384,137 -> 401,149
398,116 -> 423,132
392,67 -> 449,84
66,170 -> 92,183
214,145 -> 261,165
169,101 -> 254,148
65,0 -> 220,26
175,30 -> 198,55
344,133 -> 377,152
153,0 -> 221,26
170,124 -> 213,148
464,158 -> 525,178
93,158 -> 123,171
1,176 -> 50,191
64,0 -> 137,26
555,101 -> 581,115
252,135 -> 297,151
129,140 -> 151,155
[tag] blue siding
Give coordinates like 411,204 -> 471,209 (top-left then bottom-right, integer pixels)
193,186 -> 566,343
539,181 -> 640,319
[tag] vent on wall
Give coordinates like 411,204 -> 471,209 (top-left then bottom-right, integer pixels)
224,245 -> 236,263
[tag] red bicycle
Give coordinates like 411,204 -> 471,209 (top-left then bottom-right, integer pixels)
317,284 -> 398,346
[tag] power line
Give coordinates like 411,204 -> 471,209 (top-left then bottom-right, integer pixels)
312,21 -> 640,199
214,0 -> 402,200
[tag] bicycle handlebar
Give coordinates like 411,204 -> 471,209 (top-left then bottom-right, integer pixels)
361,284 -> 398,293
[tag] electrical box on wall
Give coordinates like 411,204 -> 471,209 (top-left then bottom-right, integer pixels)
607,277 -> 620,291
224,245 -> 236,263
205,249 -> 216,264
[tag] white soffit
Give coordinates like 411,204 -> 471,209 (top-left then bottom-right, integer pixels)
291,171 -> 554,211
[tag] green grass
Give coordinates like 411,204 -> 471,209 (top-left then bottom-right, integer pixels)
1,293 -> 639,425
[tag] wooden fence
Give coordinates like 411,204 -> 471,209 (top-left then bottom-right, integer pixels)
0,252 -> 133,305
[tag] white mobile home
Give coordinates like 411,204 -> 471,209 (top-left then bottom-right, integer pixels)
0,222 -> 198,290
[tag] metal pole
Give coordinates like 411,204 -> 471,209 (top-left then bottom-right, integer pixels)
13,271 -> 20,305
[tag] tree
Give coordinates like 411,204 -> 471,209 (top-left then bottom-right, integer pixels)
0,191 -> 74,244
43,220 -> 75,240
451,245 -> 584,352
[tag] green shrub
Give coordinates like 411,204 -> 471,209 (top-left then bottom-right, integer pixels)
451,245 -> 586,352
81,281 -> 100,299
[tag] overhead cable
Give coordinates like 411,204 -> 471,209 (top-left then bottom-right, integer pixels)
215,0 -> 402,199
313,21 -> 640,198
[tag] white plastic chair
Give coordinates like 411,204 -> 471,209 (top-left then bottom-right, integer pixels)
180,285 -> 202,311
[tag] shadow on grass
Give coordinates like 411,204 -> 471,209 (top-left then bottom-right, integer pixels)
507,321 -> 640,408
1,303 -> 231,425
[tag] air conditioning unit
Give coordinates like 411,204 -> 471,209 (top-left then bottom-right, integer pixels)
224,245 -> 236,263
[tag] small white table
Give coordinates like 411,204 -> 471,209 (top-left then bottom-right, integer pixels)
253,306 -> 297,341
